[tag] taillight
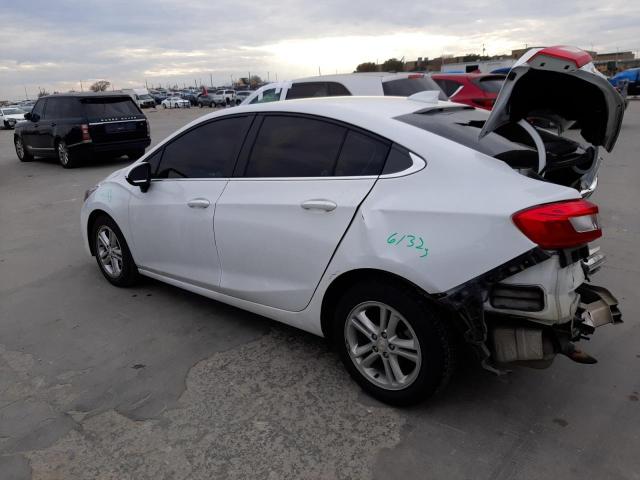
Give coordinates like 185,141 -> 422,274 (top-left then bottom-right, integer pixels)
512,199 -> 601,249
81,124 -> 91,142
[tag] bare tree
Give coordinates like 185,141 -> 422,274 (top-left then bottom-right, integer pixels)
90,80 -> 111,92
37,89 -> 50,98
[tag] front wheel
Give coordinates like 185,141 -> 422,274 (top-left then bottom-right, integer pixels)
92,215 -> 139,287
333,281 -> 455,406
15,136 -> 33,162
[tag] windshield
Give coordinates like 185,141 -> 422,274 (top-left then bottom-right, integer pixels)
139,94 -> 153,100
383,76 -> 447,100
2,108 -> 24,115
81,97 -> 140,117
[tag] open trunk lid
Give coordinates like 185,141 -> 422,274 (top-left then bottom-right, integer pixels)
480,46 -> 625,152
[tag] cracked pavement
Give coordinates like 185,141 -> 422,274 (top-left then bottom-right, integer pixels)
1,104 -> 639,480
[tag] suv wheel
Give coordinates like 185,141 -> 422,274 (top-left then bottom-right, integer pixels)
57,140 -> 77,168
333,280 -> 455,406
15,136 -> 33,162
92,215 -> 139,287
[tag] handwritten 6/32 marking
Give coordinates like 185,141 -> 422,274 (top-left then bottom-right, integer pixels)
387,232 -> 429,258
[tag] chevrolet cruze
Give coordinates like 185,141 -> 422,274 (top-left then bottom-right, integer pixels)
81,47 -> 624,405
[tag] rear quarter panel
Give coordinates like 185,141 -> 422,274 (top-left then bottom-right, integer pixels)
326,137 -> 580,294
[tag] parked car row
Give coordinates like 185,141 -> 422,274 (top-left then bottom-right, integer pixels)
0,106 -> 28,129
76,46 -> 624,405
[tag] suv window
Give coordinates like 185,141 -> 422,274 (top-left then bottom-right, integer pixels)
156,116 -> 251,178
382,76 -> 447,100
44,98 -> 84,118
285,82 -> 351,100
334,131 -> 389,176
81,97 -> 140,117
245,116 -> 346,177
31,99 -> 46,119
250,88 -> 280,104
476,76 -> 505,93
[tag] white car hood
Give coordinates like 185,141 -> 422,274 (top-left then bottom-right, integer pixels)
480,46 -> 625,152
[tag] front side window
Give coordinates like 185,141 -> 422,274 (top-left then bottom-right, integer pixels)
244,116 -> 346,177
31,99 -> 46,119
156,116 -> 251,178
285,82 -> 351,100
250,88 -> 280,104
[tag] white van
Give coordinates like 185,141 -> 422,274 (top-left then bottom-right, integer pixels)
241,72 -> 446,105
122,88 -> 156,109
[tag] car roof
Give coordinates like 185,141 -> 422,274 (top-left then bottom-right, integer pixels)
38,92 -> 132,99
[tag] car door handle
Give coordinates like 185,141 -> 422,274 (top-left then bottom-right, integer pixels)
50,122 -> 56,127
301,199 -> 337,212
187,198 -> 211,209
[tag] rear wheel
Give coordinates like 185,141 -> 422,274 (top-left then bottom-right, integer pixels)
57,140 -> 78,168
92,215 -> 138,287
333,280 -> 455,406
15,136 -> 33,162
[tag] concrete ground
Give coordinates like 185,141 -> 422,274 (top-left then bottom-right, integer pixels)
1,102 -> 638,480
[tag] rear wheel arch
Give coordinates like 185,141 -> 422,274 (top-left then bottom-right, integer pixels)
320,268 -> 443,342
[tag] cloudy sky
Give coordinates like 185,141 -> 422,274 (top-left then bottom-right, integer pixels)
1,0 -> 639,99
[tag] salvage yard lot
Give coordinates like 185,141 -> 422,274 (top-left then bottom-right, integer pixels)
1,103 -> 639,480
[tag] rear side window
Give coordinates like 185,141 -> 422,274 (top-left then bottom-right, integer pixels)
245,116 -> 346,177
476,76 -> 505,93
433,79 -> 463,97
382,76 -> 447,100
381,145 -> 414,174
334,131 -> 389,176
285,82 -> 351,100
44,98 -> 83,118
82,97 -> 140,117
157,116 -> 251,178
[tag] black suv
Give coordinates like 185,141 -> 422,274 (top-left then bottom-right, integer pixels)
14,93 -> 151,168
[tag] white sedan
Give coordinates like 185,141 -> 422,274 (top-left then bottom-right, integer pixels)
0,107 -> 26,129
81,47 -> 623,405
161,96 -> 190,109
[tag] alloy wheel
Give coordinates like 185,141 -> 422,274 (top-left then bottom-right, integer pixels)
96,226 -> 123,278
344,301 -> 422,391
15,138 -> 24,159
58,142 -> 69,166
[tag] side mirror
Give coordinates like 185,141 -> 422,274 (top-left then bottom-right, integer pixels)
24,112 -> 32,121
126,162 -> 151,192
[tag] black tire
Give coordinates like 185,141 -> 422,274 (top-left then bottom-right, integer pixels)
332,280 -> 455,406
15,136 -> 33,162
127,149 -> 145,160
91,214 -> 139,287
163,104 -> 167,109
199,102 -> 203,108
57,140 -> 77,168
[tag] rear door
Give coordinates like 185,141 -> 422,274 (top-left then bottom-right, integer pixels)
214,114 -> 390,311
81,97 -> 148,145
128,115 -> 253,288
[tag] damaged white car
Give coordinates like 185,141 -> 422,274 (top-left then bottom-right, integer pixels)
81,46 -> 624,405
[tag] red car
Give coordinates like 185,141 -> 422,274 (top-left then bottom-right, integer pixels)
431,73 -> 506,110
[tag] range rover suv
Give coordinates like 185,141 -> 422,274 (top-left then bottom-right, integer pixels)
14,93 -> 151,168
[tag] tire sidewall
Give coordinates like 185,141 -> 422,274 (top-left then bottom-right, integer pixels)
333,281 -> 451,405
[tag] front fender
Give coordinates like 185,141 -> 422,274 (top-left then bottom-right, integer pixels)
81,180 -> 133,257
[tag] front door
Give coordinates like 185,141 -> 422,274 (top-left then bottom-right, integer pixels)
128,115 -> 253,288
215,114 -> 390,311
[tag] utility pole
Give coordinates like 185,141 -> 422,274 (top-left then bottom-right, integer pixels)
267,71 -> 270,81
80,81 -> 83,92
23,86 -> 28,100
145,79 -> 148,89
210,73 -> 213,87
